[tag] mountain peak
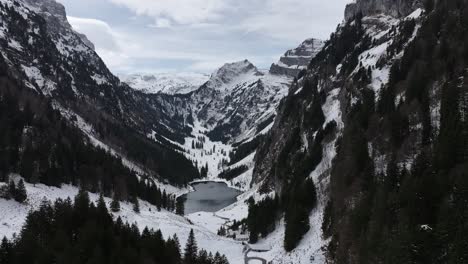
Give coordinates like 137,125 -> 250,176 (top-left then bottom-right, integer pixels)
23,0 -> 95,50
207,60 -> 261,88
25,0 -> 67,21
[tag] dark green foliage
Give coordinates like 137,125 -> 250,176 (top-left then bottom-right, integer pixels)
284,178 -> 317,251
110,194 -> 120,212
200,163 -> 209,178
0,75 -> 177,211
213,252 -> 229,264
14,179 -> 27,203
246,74 -> 324,251
176,196 -> 185,215
132,197 -> 140,213
322,200 -> 333,239
325,1 -> 468,263
0,237 -> 12,264
435,83 -> 464,171
229,135 -> 264,166
256,115 -> 275,134
1,192 -> 227,264
247,196 -> 280,243
184,229 -> 198,264
218,165 -> 249,181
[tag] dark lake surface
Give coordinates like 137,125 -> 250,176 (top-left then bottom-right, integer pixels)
182,182 -> 241,215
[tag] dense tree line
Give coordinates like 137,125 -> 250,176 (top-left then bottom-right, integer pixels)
0,73 -> 175,211
245,76 -> 333,250
229,135 -> 264,166
218,165 -> 248,181
247,196 -> 279,243
0,191 -> 228,264
0,179 -> 27,203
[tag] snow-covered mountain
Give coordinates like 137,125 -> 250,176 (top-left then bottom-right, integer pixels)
120,72 -> 209,95
0,0 -> 200,186
270,38 -> 324,77
5,0 -> 464,263
192,60 -> 292,143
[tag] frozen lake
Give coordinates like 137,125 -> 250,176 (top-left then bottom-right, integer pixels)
182,182 -> 241,215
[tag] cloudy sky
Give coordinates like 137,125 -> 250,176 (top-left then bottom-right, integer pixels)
57,0 -> 349,74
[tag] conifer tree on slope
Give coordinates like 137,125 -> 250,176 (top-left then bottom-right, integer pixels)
14,179 -> 27,203
184,229 -> 198,264
111,194 -> 120,212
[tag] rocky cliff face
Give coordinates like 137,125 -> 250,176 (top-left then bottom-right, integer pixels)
270,38 -> 324,77
345,0 -> 423,21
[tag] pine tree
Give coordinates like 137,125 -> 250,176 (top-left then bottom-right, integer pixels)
133,197 -> 140,213
198,250 -> 210,263
184,229 -> 198,264
110,194 -> 120,213
7,180 -> 16,200
0,237 -> 12,264
172,234 -> 181,256
96,193 -> 112,225
20,142 -> 34,182
176,197 -> 185,215
15,179 -> 27,203
213,252 -> 229,264
74,188 -> 90,216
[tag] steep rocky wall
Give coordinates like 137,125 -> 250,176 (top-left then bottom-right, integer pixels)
345,0 -> 422,20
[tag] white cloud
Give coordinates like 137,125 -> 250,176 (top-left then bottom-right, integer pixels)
149,18 -> 172,28
107,0 -> 228,25
68,16 -> 120,50
238,0 -> 349,41
63,1 -> 350,74
104,0 -> 348,41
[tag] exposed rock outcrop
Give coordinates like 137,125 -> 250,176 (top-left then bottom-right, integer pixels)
269,38 -> 324,77
345,0 -> 423,21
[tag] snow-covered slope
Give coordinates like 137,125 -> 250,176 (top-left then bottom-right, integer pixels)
0,176 -> 245,263
121,72 -> 209,95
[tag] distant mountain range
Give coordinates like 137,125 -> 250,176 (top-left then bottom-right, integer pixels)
119,72 -> 210,95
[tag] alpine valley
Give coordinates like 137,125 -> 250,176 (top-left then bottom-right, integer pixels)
1,0 -> 468,264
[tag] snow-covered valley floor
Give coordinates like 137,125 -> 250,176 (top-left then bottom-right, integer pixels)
1,174 -> 329,264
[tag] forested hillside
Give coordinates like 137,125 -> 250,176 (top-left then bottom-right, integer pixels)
0,0 -> 200,187
0,190 -> 229,264
0,61 -> 177,210
247,0 -> 468,262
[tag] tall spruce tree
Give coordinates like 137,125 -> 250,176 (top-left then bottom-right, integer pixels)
110,194 -> 120,212
133,197 -> 140,213
184,229 -> 198,264
14,179 -> 27,203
